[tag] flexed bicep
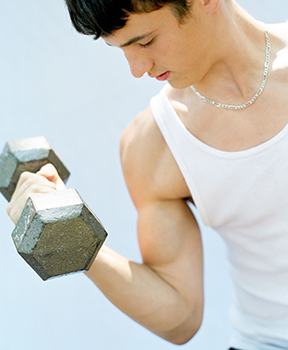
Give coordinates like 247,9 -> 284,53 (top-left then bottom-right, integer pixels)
137,198 -> 204,329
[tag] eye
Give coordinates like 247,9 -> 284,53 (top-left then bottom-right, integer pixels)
139,38 -> 154,48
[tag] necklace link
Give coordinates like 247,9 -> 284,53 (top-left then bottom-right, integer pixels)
191,26 -> 271,111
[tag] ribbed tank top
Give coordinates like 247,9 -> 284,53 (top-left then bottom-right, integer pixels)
150,85 -> 288,349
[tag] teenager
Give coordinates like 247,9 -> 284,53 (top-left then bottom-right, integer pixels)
7,1 -> 288,348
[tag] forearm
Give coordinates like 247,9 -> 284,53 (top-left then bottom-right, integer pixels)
85,245 -> 200,344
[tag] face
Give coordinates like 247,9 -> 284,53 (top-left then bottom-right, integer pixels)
104,4 -> 217,89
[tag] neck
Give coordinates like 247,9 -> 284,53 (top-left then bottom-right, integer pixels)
193,0 -> 268,104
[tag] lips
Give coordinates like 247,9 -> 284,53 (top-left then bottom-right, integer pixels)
154,71 -> 170,81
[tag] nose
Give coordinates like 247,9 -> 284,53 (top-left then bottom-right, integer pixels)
124,50 -> 154,78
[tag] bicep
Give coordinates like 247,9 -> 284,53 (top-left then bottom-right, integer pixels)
137,199 -> 204,315
120,113 -> 204,320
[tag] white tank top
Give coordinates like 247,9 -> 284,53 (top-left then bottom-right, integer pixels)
150,85 -> 288,349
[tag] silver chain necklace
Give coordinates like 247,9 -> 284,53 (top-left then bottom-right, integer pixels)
191,26 -> 271,111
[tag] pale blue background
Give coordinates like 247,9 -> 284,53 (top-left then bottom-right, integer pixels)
0,1 -> 287,349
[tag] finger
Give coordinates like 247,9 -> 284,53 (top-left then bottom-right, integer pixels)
37,164 -> 66,191
8,172 -> 57,220
7,164 -> 66,224
37,163 -> 58,181
11,172 -> 57,202
7,184 -> 56,224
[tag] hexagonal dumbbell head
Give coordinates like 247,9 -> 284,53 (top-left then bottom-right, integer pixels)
12,189 -> 108,280
0,136 -> 70,202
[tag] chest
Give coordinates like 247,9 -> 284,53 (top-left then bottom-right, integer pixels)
183,94 -> 288,152
174,67 -> 288,152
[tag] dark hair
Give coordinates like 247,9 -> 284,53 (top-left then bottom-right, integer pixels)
65,0 -> 193,39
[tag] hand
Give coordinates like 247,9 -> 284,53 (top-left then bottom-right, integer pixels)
6,164 -> 66,224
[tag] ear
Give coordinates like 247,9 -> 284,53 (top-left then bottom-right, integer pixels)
201,0 -> 221,14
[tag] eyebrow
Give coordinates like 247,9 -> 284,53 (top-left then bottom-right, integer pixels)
105,31 -> 154,48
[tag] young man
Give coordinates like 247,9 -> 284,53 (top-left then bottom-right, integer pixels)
7,0 -> 288,348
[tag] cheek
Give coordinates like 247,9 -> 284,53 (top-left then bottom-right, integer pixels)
166,36 -> 198,66
154,41 -> 184,68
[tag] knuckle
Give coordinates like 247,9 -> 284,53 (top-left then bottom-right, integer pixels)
18,171 -> 34,187
29,183 -> 43,194
30,182 -> 56,193
19,171 -> 31,181
29,183 -> 40,192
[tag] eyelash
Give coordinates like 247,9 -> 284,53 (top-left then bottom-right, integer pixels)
139,39 -> 154,48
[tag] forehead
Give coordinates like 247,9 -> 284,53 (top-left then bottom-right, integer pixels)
104,7 -> 180,47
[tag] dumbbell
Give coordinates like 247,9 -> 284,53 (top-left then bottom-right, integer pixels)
0,136 -> 107,281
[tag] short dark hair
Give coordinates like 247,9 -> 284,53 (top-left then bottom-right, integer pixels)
64,0 -> 193,39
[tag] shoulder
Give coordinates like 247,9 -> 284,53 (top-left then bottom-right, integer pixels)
120,106 -> 162,160
120,107 -> 168,205
120,104 -> 190,207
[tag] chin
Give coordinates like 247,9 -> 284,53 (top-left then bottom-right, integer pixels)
168,80 -> 191,90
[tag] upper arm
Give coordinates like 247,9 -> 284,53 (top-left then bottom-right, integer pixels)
137,198 -> 204,321
120,108 -> 204,326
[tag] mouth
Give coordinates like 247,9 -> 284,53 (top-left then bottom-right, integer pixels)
151,71 -> 171,81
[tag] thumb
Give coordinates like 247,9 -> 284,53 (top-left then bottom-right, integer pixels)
37,163 -> 67,190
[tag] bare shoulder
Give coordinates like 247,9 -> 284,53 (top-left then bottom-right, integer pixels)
120,104 -> 191,207
120,100 -> 204,332
120,106 -> 204,328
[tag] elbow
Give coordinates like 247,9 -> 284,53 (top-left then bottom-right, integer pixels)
171,318 -> 202,346
158,312 -> 203,346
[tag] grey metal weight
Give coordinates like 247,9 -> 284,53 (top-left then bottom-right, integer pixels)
12,189 -> 107,280
0,136 -> 108,280
0,136 -> 70,201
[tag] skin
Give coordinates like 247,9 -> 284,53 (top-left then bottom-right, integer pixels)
6,0 -> 288,345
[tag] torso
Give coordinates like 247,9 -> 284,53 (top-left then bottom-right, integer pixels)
121,21 -> 288,204
166,21 -> 288,153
